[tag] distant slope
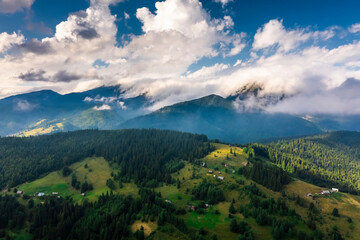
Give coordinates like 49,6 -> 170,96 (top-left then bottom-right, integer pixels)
120,94 -> 321,143
252,131 -> 360,194
0,86 -> 149,136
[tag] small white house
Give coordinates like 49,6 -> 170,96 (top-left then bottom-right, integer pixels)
16,190 -> 23,195
208,170 -> 213,174
321,190 -> 330,195
331,188 -> 339,192
213,175 -> 216,178
232,170 -> 236,174
52,192 -> 58,195
38,193 -> 45,197
202,162 -> 206,167
218,176 -> 224,180
307,193 -> 313,197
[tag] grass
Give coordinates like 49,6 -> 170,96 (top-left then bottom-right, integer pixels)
131,220 -> 158,236
153,144 -> 274,239
202,143 -> 248,171
285,179 -> 360,239
8,143 -> 360,240
17,157 -> 131,203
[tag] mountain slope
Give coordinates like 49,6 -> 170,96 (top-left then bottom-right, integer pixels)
252,131 -> 360,194
120,94 -> 321,143
0,86 -> 149,136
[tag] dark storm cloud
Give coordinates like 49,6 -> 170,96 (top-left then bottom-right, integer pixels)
18,69 -> 47,82
19,39 -> 53,54
76,27 -> 99,40
51,70 -> 82,82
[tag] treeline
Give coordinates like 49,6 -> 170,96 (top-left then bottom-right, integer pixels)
239,162 -> 292,192
0,129 -> 213,189
0,195 -> 25,235
251,131 -> 360,194
0,188 -> 187,240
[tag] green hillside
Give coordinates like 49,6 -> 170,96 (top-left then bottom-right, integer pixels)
251,131 -> 360,194
18,157 -> 117,202
1,130 -> 360,240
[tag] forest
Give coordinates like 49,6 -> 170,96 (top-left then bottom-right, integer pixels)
0,130 -> 357,239
251,131 -> 360,194
0,129 -> 212,189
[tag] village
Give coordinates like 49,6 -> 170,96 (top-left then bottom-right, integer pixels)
14,190 -> 87,199
306,187 -> 339,198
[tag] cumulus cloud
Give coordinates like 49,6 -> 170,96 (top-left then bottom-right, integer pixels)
349,23 -> 360,33
187,63 -> 230,79
213,0 -> 233,7
1,0 -> 360,116
253,19 -> 335,52
84,95 -> 127,109
0,32 -> 24,53
0,0 -> 118,97
52,70 -> 82,82
19,39 -> 53,54
0,0 -> 34,14
18,69 -> 47,81
84,95 -> 119,104
268,79 -> 360,114
93,104 -> 111,110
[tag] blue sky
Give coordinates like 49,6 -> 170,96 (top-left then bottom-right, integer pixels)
0,0 -> 360,114
1,0 -> 359,45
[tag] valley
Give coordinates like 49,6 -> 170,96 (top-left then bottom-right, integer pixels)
1,133 -> 360,240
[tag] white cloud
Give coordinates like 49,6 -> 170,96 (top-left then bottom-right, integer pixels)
14,100 -> 37,111
213,0 -> 233,7
93,104 -> 112,110
187,63 -> 230,79
253,19 -> 335,52
0,0 -> 34,13
233,59 -> 242,67
268,79 -> 360,114
349,23 -> 360,33
118,101 -> 126,109
0,0 -> 118,97
0,32 -> 24,53
0,1 -> 360,116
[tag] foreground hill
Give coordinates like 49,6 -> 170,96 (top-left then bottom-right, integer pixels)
120,94 -> 321,143
1,129 -> 360,239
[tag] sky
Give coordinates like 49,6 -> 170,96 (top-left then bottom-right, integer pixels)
0,0 -> 360,114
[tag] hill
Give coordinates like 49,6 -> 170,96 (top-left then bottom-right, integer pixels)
2,139 -> 360,240
0,86 -> 148,137
120,94 -> 322,143
251,131 -> 360,194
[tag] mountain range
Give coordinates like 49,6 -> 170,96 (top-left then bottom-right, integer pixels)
1,85 -> 359,143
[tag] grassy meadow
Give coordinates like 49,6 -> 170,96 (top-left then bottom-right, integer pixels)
5,143 -> 360,239
18,157 -> 114,202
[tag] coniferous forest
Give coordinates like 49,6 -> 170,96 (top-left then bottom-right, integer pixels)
251,131 -> 360,194
0,129 -> 212,188
1,130 -> 360,239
